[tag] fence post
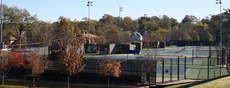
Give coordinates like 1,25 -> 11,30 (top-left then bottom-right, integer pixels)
222,48 -> 224,68
192,49 -> 194,65
162,59 -> 164,83
130,59 -> 132,84
209,46 -> 211,65
178,56 -> 179,80
155,60 -> 157,85
196,46 -> 198,57
218,50 -> 219,66
220,48 -> 222,77
207,56 -> 209,80
227,55 -> 229,69
170,58 -> 172,82
184,56 -> 186,79
227,48 -> 229,68
220,57 -> 222,77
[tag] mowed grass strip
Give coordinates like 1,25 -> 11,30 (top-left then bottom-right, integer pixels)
0,80 -> 120,88
165,75 -> 230,88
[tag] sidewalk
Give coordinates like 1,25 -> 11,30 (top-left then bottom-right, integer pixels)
155,78 -> 203,87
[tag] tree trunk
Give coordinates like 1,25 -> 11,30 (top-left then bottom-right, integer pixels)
67,75 -> 69,88
32,75 -> 35,87
107,76 -> 109,88
1,74 -> 4,85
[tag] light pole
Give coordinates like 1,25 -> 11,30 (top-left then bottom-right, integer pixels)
216,0 -> 222,49
144,14 -> 147,40
0,0 -> 3,85
118,7 -> 123,44
158,15 -> 161,42
169,20 -> 172,41
87,1 -> 92,52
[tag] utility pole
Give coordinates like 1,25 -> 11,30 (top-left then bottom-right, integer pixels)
158,15 -> 161,42
216,0 -> 222,50
118,7 -> 123,44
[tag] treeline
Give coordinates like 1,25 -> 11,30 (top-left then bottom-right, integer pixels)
1,4 -> 230,46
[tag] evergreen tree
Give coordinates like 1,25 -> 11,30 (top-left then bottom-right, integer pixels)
202,31 -> 213,41
193,33 -> 200,41
182,32 -> 192,41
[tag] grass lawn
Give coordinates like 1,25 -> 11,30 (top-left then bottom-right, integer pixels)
0,80 -> 121,88
165,75 -> 230,88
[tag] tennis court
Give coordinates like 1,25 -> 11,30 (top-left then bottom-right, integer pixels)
83,45 -> 229,80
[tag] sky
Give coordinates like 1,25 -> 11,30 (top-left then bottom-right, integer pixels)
3,0 -> 230,23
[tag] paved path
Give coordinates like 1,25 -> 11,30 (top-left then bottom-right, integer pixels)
155,78 -> 203,86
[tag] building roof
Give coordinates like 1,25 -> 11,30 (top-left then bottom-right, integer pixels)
10,36 -> 17,41
82,33 -> 97,38
132,31 -> 143,37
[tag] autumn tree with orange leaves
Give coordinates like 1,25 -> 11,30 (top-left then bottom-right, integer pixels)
0,50 -> 26,85
58,37 -> 86,88
25,52 -> 51,87
99,57 -> 122,88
